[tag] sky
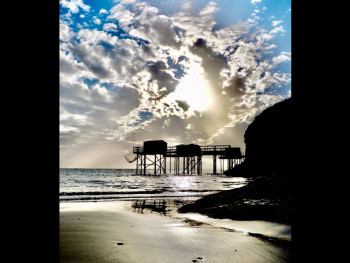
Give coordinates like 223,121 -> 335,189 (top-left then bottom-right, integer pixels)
59,0 -> 291,169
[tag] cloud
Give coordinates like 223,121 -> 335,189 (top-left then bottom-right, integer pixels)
60,77 -> 141,148
99,8 -> 108,14
272,20 -> 283,26
60,21 -> 75,42
108,1 -> 182,48
60,0 -> 90,14
272,53 -> 291,64
270,25 -> 285,35
176,100 -> 190,111
181,1 -> 192,10
103,23 -> 118,32
198,1 -> 218,16
251,0 -> 262,4
67,41 -> 113,79
147,61 -> 179,99
108,4 -> 135,29
120,0 -> 137,4
62,28 -> 153,84
224,76 -> 247,98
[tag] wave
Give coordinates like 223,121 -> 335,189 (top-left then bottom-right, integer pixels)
60,189 -> 220,196
59,189 -> 220,203
60,189 -> 166,196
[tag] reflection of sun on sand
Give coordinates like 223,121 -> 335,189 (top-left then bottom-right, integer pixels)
60,202 -> 291,263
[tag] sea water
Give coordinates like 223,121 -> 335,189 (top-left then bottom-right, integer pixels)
59,168 -> 291,240
59,168 -> 248,203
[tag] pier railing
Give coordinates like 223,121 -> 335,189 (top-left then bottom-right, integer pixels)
200,145 -> 231,155
134,145 -> 235,157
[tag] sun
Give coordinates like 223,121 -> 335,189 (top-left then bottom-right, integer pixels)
164,68 -> 212,114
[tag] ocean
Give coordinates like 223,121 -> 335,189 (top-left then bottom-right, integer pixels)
60,169 -> 292,241
59,168 -> 248,203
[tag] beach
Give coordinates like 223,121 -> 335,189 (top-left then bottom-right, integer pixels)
60,201 -> 291,263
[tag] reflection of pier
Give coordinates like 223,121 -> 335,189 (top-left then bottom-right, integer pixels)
129,140 -> 245,175
132,200 -> 168,215
131,199 -> 187,215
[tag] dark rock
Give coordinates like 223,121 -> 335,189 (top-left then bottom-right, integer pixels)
242,98 -> 293,178
178,174 -> 292,224
179,99 -> 294,224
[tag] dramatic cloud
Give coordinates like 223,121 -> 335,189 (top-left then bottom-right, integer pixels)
60,0 -> 291,168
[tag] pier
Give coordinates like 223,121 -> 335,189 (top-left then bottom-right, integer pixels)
127,140 -> 245,175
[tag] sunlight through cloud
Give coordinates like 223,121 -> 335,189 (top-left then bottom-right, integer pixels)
163,66 -> 212,115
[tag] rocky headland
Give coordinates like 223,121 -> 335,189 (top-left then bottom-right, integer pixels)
178,98 -> 293,225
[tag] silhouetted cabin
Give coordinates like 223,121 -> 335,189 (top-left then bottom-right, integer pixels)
143,140 -> 167,155
224,147 -> 242,159
176,144 -> 201,157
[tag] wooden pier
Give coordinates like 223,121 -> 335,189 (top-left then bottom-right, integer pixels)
131,140 -> 245,175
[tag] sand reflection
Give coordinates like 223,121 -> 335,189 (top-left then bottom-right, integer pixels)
131,199 -> 189,215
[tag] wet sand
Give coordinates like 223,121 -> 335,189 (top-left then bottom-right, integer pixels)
60,201 -> 291,263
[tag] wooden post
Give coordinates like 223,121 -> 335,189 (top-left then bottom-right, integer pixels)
187,157 -> 190,174
221,158 -> 223,174
196,156 -> 199,175
197,156 -> 202,175
136,154 -> 138,175
154,155 -> 156,175
190,157 -> 193,175
183,157 -> 185,174
213,155 -> 217,174
139,155 -> 143,175
164,157 -> 166,174
194,157 -> 196,174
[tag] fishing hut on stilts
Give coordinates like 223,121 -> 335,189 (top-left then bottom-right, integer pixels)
125,140 -> 245,175
134,140 -> 168,175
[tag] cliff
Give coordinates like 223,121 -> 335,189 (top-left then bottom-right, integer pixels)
225,98 -> 293,178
